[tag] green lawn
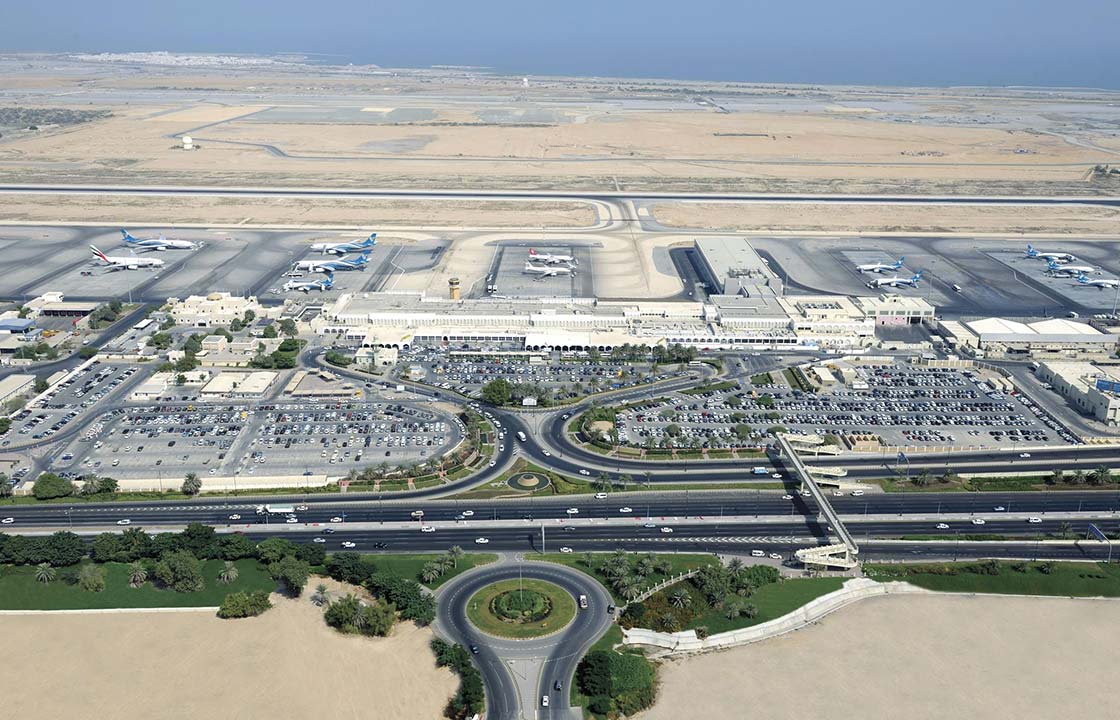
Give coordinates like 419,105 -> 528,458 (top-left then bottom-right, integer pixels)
465,578 -> 577,639
361,553 -> 496,588
684,577 -> 845,635
537,552 -> 718,603
866,561 -> 1120,596
0,559 -> 273,610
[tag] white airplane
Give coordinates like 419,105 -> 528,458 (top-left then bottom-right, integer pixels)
293,253 -> 370,274
120,229 -> 196,251
528,248 -> 577,265
1046,259 -> 1096,275
309,233 -> 376,256
283,274 -> 334,293
1077,273 -> 1120,290
1026,244 -> 1076,263
524,261 -> 575,279
866,270 -> 922,289
90,245 -> 164,271
856,256 -> 904,274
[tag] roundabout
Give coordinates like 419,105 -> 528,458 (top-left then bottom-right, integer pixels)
506,471 -> 552,492
466,578 -> 577,639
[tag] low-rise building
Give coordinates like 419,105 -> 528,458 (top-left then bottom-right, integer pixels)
1037,361 -> 1120,425
0,374 -> 35,404
940,317 -> 1118,360
166,293 -> 273,327
200,371 -> 278,397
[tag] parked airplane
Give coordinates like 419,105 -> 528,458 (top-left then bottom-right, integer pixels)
309,233 -> 377,256
866,270 -> 922,289
856,256 -> 904,273
90,245 -> 164,271
120,229 -> 196,251
283,274 -> 334,293
528,248 -> 577,265
524,261 -> 575,279
1026,244 -> 1076,263
1046,259 -> 1095,275
293,252 -> 370,273
1077,273 -> 1120,290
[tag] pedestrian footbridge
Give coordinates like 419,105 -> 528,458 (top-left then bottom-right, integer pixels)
776,434 -> 859,570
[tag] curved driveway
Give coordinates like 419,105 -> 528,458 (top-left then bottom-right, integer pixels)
436,559 -> 613,720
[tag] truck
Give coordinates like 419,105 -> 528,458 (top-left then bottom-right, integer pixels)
516,431 -> 527,442
751,467 -> 769,475
256,504 -> 295,515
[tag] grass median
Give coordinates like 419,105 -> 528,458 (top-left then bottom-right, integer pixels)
866,560 -> 1120,596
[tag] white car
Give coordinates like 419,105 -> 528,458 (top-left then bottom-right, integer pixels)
462,510 -> 475,517
411,510 -> 425,518
578,469 -> 591,476
1019,452 -> 1031,458
542,696 -> 549,708
1027,517 -> 1043,524
971,518 -> 987,525
936,523 -> 950,530
566,508 -> 579,515
751,549 -> 765,557
488,461 -> 496,467
543,450 -> 551,457
769,553 -> 782,561
559,546 -> 573,553
832,490 -> 844,497
421,525 -> 436,533
594,492 -> 607,500
993,506 -> 1006,512
618,507 -> 633,513
851,490 -> 865,497
475,537 -> 490,545
660,526 -> 674,534
781,494 -> 793,501
341,541 -> 357,549
771,473 -> 783,480
330,516 -> 343,523
313,537 -> 326,544
116,519 -> 131,526
1,517 -> 14,524
296,504 -> 309,511
228,514 -> 241,521
285,517 -> 299,524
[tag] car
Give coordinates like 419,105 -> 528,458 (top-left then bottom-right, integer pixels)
619,507 -> 633,513
1019,452 -> 1031,458
208,468 -> 216,475
330,516 -> 343,523
564,526 -> 576,532
594,492 -> 608,500
781,494 -> 793,500
285,517 -> 298,524
542,696 -> 549,708
559,546 -> 573,553
313,537 -> 326,544
488,461 -> 496,467
323,527 -> 336,534
462,510 -> 475,517
771,473 -> 782,479
410,510 -> 424,518
832,490 -> 844,497
116,519 -> 131,526
554,680 -> 563,691
1027,516 -> 1043,524
851,490 -> 865,497
971,518 -> 986,525
579,469 -> 591,476
475,537 -> 490,544
643,523 -> 657,529
542,450 -> 551,457
296,504 -> 309,511
1,517 -> 13,524
566,508 -> 579,515
421,525 -> 436,533
341,541 -> 357,548
469,644 -> 479,655
769,553 -> 782,560
751,549 -> 765,557
660,526 -> 673,533
993,506 -> 1006,512
936,523 -> 950,530
228,514 -> 241,521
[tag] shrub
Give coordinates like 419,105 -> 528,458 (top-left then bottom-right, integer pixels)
218,590 -> 273,619
32,473 -> 74,500
153,550 -> 205,593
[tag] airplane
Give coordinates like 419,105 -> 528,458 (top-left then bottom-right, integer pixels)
90,245 -> 164,271
1046,259 -> 1096,275
309,233 -> 377,256
528,248 -> 577,265
293,252 -> 370,274
855,256 -> 904,274
866,270 -> 922,289
283,274 -> 334,293
1077,273 -> 1120,290
1026,244 -> 1076,263
523,261 -> 575,279
120,229 -> 196,251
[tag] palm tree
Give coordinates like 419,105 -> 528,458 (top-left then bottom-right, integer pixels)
218,561 -> 239,585
1049,468 -> 1064,485
581,551 -> 595,568
436,554 -> 455,573
725,601 -> 743,620
657,612 -> 679,632
447,545 -> 464,569
1057,521 -> 1073,539
669,589 -> 692,609
635,557 -> 654,578
127,561 -> 148,588
1091,465 -> 1112,486
35,562 -> 56,584
311,584 -> 331,607
421,562 -> 444,584
727,558 -> 745,576
653,558 -> 672,575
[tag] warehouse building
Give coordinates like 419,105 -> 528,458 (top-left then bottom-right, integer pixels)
939,317 -> 1118,360
1037,361 -> 1120,425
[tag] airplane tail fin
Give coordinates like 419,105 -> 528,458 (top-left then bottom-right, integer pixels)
366,233 -> 377,246
1078,273 -> 1088,283
323,275 -> 334,288
90,245 -> 109,263
895,257 -> 904,267
529,249 -> 538,256
121,230 -> 136,243
1026,244 -> 1036,256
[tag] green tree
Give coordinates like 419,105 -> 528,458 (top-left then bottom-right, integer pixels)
262,324 -> 278,339
669,588 -> 692,609
311,583 -> 331,607
181,472 -> 202,496
278,318 -> 298,337
664,423 -> 682,437
153,550 -> 205,593
218,590 -> 272,619
420,562 -> 443,585
268,555 -> 311,596
35,562 -> 56,584
32,473 -> 74,500
1091,465 -> 1112,486
480,378 -> 513,405
447,545 -> 464,569
78,564 -> 106,593
217,560 -> 239,585
148,332 -> 173,350
128,561 -> 148,588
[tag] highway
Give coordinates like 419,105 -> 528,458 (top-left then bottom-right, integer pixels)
435,561 -> 612,720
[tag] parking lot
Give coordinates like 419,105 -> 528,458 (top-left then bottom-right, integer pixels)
613,364 -> 1076,450
50,400 -> 461,481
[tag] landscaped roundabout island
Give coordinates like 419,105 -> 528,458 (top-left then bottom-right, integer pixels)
466,578 -> 577,639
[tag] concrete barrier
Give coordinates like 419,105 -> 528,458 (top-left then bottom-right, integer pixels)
621,578 -> 925,655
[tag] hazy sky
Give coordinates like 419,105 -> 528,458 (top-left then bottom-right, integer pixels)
4,0 -> 1120,88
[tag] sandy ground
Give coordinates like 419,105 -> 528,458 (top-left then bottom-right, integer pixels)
640,594 -> 1120,720
0,194 -> 598,229
653,202 -> 1120,236
2,579 -> 457,720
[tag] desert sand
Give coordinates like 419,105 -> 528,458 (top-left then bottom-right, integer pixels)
2,581 -> 457,720
640,594 -> 1120,720
653,201 -> 1120,237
